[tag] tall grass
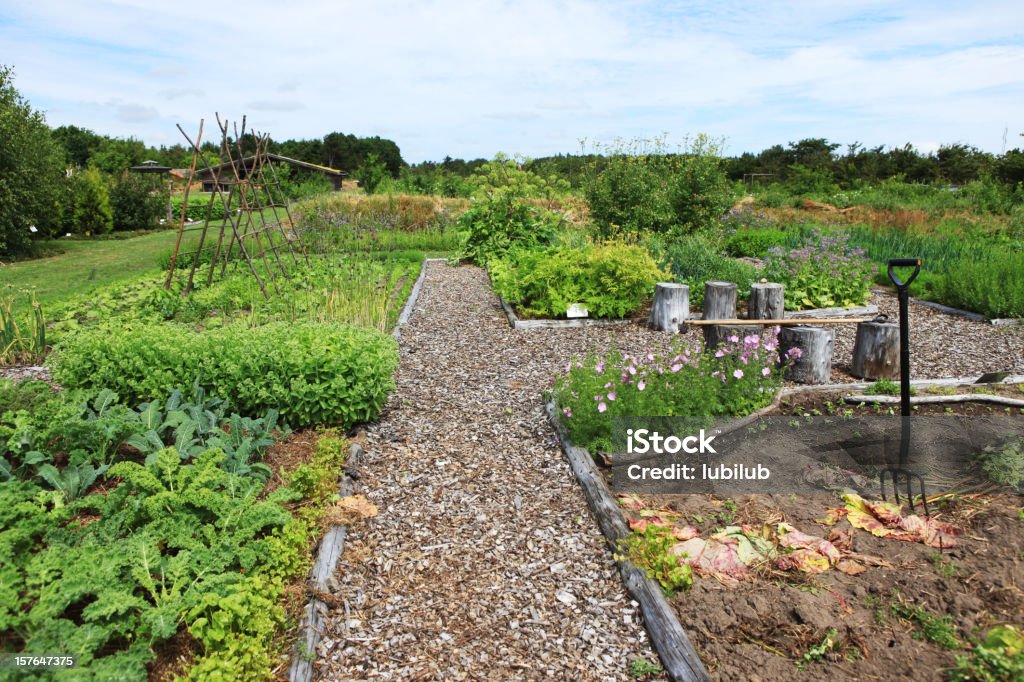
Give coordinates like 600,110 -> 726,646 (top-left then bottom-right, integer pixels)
0,294 -> 46,365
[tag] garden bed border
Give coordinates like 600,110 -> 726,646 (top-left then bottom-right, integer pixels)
544,401 -> 710,682
289,442 -> 365,682
498,295 -> 638,330
393,257 -> 445,340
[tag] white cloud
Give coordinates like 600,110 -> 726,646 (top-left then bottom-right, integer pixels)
1,0 -> 1021,161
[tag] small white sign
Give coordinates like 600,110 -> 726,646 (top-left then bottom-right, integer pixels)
566,303 -> 589,318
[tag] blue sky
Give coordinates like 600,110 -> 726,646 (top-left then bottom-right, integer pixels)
2,0 -> 1022,163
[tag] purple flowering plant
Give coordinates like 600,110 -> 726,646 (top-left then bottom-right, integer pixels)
763,228 -> 875,310
551,328 -> 798,452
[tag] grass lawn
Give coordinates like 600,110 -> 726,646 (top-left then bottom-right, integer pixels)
0,230 -> 205,308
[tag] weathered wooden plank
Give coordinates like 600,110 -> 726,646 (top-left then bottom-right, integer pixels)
545,402 -> 711,682
785,304 -> 878,319
288,442 -> 365,682
687,317 -> 870,325
845,393 -> 1024,407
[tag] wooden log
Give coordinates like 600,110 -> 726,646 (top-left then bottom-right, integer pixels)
779,325 -> 834,384
649,283 -> 690,333
687,317 -> 869,326
850,320 -> 900,380
703,281 -> 737,320
545,402 -> 711,682
703,323 -> 761,350
748,282 -> 784,320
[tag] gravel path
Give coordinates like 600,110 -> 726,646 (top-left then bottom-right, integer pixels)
315,262 -> 669,680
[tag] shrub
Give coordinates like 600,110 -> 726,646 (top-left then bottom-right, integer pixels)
109,172 -> 166,230
490,242 -> 666,319
584,134 -> 733,239
764,229 -> 874,310
70,167 -> 114,235
458,189 -> 562,266
725,228 -> 790,258
49,320 -> 398,429
649,234 -> 758,308
170,194 -> 229,224
0,65 -> 65,256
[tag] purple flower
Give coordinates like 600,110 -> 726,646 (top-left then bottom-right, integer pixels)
733,369 -> 744,379
762,367 -> 771,377
607,392 -> 616,401
598,402 -> 607,413
637,380 -> 646,391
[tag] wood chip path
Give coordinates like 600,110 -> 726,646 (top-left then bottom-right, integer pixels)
315,262 -> 670,680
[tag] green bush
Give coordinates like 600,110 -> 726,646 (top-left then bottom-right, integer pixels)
171,194 -> 229,224
649,234 -> 758,308
764,229 -> 874,310
458,189 -> 562,266
584,134 -> 733,239
0,65 -> 65,256
490,242 -> 666,319
110,172 -> 166,230
725,228 -> 790,257
50,320 -> 398,428
70,167 -> 114,235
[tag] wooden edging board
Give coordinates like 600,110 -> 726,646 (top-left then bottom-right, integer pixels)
544,401 -> 710,682
498,295 -> 638,330
871,286 -> 1024,326
393,258 -> 445,341
289,443 -> 365,682
777,374 -> 1024,394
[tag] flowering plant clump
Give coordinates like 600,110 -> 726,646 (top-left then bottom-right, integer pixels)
552,328 -> 798,452
763,228 -> 875,310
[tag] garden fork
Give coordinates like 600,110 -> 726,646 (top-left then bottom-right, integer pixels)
880,258 -> 929,518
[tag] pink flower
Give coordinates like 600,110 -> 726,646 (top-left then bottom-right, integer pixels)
637,380 -> 646,391
628,365 -> 637,376
595,360 -> 605,373
598,402 -> 607,413
761,367 -> 771,377
594,394 -> 603,402
671,363 -> 682,372
728,335 -> 739,343
608,392 -> 617,401
563,407 -> 573,418
714,349 -> 725,358
733,369 -> 744,379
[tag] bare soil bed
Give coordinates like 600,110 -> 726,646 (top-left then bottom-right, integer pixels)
614,392 -> 1023,681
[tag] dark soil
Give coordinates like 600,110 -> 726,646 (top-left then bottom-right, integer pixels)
621,391 -> 1024,681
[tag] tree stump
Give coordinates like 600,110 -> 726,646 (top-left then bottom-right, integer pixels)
851,319 -> 900,379
779,325 -> 834,384
704,323 -> 761,351
748,282 -> 784,320
649,283 -> 690,333
703,281 -> 737,320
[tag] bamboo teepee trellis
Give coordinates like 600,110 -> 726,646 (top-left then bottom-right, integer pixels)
164,114 -> 310,298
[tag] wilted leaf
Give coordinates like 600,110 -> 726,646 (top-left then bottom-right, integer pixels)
338,494 -> 378,519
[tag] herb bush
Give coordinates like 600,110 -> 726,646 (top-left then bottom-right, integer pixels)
489,242 -> 665,319
50,321 -> 398,429
648,234 -> 758,308
763,229 -> 875,310
584,134 -> 734,239
553,330 -> 796,452
458,188 -> 563,266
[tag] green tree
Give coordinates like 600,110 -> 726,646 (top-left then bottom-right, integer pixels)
0,65 -> 65,255
109,173 -> 165,230
72,167 -> 113,234
357,153 -> 388,195
89,137 -> 146,175
51,124 -> 104,167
